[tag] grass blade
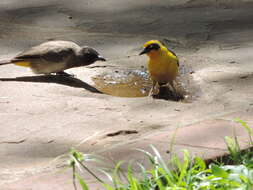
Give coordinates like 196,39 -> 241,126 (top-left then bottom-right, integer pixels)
76,173 -> 90,190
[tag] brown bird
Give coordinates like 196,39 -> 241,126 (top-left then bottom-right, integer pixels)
0,40 -> 106,76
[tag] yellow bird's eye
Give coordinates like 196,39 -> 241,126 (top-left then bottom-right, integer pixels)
148,43 -> 160,50
140,43 -> 161,55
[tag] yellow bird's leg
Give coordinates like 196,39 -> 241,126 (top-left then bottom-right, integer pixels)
169,81 -> 181,99
169,81 -> 177,93
149,80 -> 158,96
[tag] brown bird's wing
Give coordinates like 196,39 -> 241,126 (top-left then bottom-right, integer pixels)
13,41 -> 79,63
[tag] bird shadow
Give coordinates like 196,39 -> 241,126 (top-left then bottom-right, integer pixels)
0,75 -> 102,94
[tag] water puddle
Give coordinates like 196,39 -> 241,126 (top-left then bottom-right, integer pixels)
92,65 -> 199,102
93,69 -> 151,97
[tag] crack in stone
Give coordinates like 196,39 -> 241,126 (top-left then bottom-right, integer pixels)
0,139 -> 26,144
176,143 -> 227,151
106,130 -> 138,137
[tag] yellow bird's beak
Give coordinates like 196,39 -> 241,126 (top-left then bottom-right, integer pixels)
139,42 -> 160,55
139,47 -> 150,55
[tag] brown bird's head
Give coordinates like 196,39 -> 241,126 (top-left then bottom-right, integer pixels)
78,46 -> 106,65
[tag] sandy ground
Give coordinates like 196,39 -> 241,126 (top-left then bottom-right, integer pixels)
1,0 -> 253,188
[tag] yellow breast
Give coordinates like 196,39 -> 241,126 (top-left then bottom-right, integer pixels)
148,52 -> 178,83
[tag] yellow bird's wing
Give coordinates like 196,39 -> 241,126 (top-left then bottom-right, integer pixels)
165,48 -> 179,67
167,51 -> 179,66
160,40 -> 179,66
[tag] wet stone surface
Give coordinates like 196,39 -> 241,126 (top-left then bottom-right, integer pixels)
92,69 -> 151,97
92,64 -> 199,102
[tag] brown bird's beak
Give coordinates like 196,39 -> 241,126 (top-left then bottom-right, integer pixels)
139,47 -> 150,55
97,55 -> 106,61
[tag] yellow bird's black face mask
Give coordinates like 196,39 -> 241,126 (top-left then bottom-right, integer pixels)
139,43 -> 161,55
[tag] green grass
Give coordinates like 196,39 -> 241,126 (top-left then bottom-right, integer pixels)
68,120 -> 253,190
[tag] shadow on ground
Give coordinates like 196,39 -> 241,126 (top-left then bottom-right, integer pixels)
0,75 -> 102,93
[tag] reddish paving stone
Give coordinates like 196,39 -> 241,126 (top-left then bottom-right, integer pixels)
144,119 -> 251,150
184,119 -> 249,148
2,170 -> 103,190
3,118 -> 252,190
221,110 -> 253,126
99,118 -> 252,164
99,140 -> 226,168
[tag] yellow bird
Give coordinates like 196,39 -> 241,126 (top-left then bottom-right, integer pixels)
139,40 -> 179,96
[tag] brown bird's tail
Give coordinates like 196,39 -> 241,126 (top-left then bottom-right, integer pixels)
0,59 -> 12,66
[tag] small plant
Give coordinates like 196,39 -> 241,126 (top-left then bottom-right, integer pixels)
68,148 -> 105,190
67,120 -> 253,190
224,119 -> 253,167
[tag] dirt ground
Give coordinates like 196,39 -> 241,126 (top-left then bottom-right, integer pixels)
1,0 -> 253,188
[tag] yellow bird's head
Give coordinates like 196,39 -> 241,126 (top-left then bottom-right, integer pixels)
139,40 -> 165,57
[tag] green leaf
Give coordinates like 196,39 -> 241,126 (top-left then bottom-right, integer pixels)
235,118 -> 253,144
70,148 -> 84,162
211,164 -> 229,178
96,168 -> 113,183
177,150 -> 190,186
224,136 -> 241,163
193,157 -> 206,172
136,148 -> 156,165
76,173 -> 89,190
235,119 -> 253,136
103,183 -> 115,190
151,145 -> 171,173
